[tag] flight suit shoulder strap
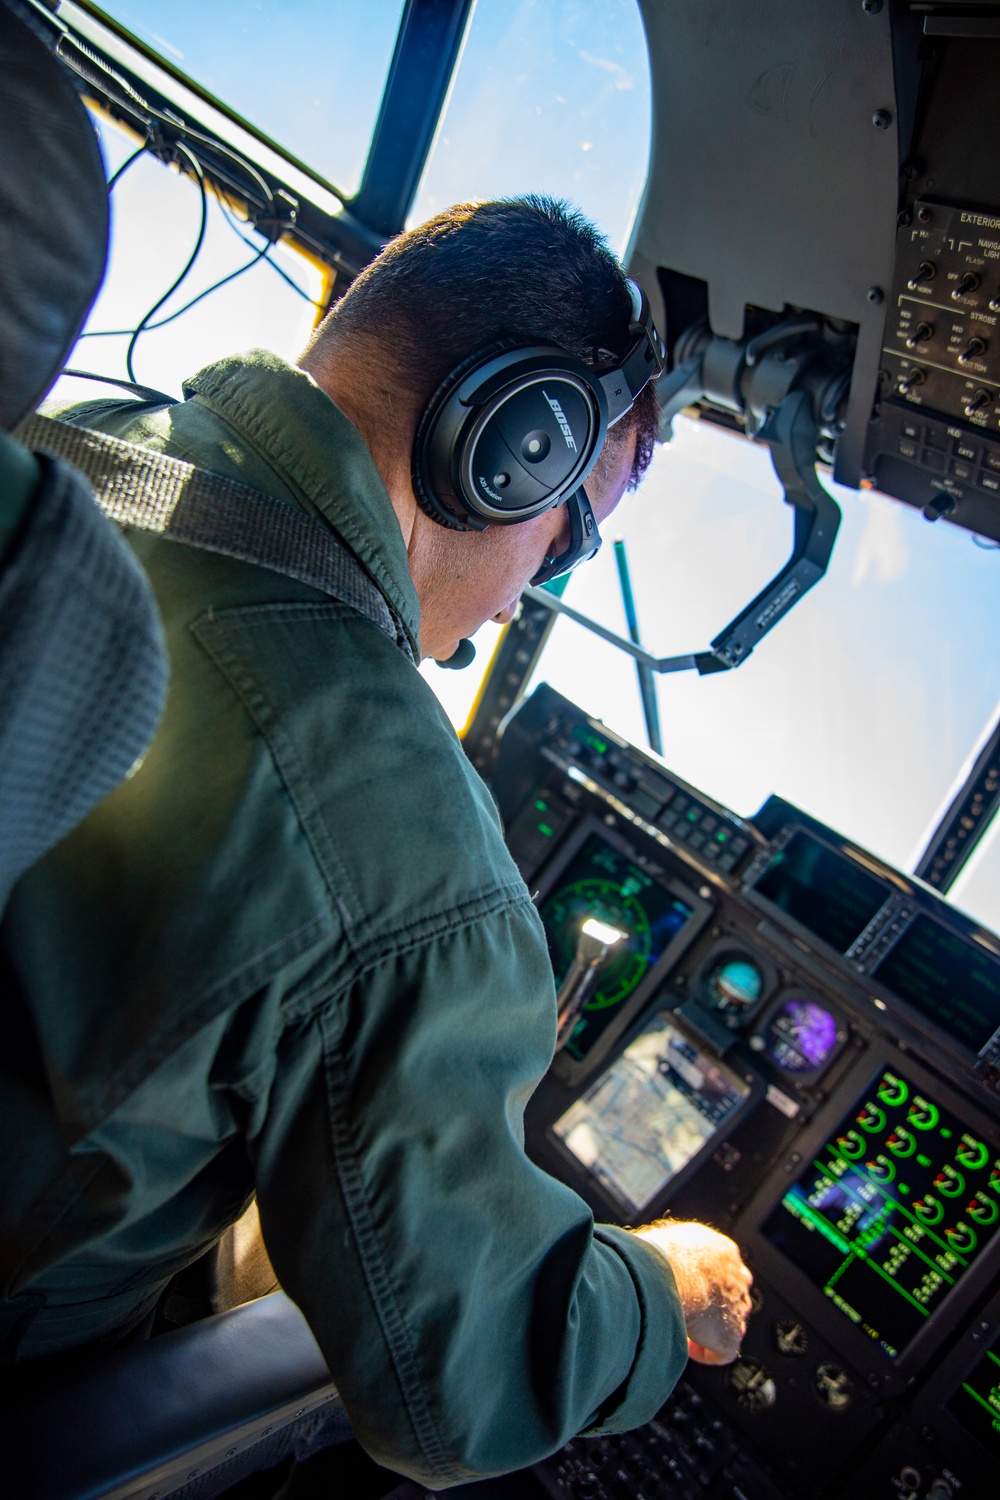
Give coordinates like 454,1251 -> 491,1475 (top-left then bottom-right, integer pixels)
15,412 -> 415,663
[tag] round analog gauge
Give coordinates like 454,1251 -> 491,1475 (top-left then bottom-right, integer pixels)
729,1359 -> 777,1413
703,954 -> 765,1024
773,1318 -> 809,1358
765,995 -> 840,1075
814,1363 -> 853,1411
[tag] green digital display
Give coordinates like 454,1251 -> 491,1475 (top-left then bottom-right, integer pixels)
764,1069 -> 1000,1358
949,1340 -> 1000,1456
538,833 -> 694,1062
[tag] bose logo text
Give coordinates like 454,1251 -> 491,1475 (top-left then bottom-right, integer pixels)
543,390 -> 578,452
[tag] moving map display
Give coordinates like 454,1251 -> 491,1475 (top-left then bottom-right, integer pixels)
764,1068 -> 1000,1358
553,1013 -> 751,1213
538,833 -> 695,1062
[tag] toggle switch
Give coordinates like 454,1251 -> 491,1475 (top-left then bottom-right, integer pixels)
964,388 -> 993,417
898,367 -> 927,394
905,322 -> 934,349
958,337 -> 987,366
907,261 -> 936,290
952,272 -> 981,300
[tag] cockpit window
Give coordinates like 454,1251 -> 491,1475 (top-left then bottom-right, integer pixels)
409,0 -> 651,253
523,416 -> 1000,903
79,0 -> 407,198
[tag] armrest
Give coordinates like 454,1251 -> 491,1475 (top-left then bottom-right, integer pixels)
0,1291 -> 343,1500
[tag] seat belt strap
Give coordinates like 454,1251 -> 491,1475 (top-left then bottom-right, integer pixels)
15,413 -> 416,663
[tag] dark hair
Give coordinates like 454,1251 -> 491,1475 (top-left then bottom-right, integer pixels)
308,196 -> 658,489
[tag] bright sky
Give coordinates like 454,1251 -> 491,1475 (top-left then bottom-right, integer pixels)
59,0 -> 1000,932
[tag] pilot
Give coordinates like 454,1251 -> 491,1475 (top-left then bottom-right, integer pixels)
0,196 -> 751,1484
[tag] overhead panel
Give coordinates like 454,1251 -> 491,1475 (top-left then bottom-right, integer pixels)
628,0 -> 899,487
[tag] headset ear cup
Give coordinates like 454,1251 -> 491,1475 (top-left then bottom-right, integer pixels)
411,341 -> 515,531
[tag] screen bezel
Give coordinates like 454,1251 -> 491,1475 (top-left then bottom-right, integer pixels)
734,1040 -> 1000,1395
743,824 -> 896,960
531,814 -> 714,1086
544,1007 -> 763,1221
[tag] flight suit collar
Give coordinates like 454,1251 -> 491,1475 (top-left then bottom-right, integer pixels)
183,349 -> 421,658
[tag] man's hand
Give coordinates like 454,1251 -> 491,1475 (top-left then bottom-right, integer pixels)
632,1219 -> 753,1365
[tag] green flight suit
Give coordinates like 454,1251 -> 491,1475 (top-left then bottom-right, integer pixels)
0,351 -> 686,1485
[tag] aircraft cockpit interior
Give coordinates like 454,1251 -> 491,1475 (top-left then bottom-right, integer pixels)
2,3 -> 1000,1499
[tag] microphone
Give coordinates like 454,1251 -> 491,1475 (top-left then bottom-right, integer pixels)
436,638 -> 476,670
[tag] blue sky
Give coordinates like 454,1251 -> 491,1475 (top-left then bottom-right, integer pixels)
62,0 -> 1000,930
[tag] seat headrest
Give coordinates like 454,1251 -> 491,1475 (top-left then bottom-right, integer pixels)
0,2 -> 109,430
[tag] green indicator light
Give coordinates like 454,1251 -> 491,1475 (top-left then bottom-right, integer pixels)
716,830 -> 728,842
941,1129 -> 952,1139
686,809 -> 699,822
899,1184 -> 910,1195
534,800 -> 547,812
917,1155 -> 932,1169
538,823 -> 554,837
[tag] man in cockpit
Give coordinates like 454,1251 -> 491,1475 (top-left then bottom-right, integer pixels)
0,196 -> 751,1484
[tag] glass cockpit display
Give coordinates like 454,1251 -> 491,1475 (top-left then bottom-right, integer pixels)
538,833 -> 695,1062
763,1069 -> 1000,1359
751,830 -> 891,956
948,1337 -> 1000,1456
873,914 -> 1000,1054
552,1012 -> 751,1214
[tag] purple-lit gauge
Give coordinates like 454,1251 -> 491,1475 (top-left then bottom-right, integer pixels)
766,996 -> 840,1074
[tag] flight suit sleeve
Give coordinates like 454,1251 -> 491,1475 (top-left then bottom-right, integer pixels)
250,892 -> 687,1488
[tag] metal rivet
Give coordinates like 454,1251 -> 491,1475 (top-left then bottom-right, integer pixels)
861,0 -> 882,12
867,286 -> 884,304
917,205 -> 932,224
898,209 -> 912,226
872,110 -> 892,130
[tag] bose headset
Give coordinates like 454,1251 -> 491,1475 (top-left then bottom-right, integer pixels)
412,279 -> 665,591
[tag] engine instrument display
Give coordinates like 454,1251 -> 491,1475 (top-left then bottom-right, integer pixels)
763,994 -> 842,1076
752,830 -> 891,956
538,833 -> 695,1063
948,1337 -> 1000,1455
763,1068 -> 1000,1359
873,914 -> 1000,1054
703,953 -> 765,1024
552,1012 -> 751,1214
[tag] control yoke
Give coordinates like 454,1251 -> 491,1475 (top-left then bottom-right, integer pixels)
524,323 -> 847,676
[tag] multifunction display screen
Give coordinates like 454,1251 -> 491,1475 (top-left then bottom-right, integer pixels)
538,834 -> 694,1062
752,830 -> 890,955
874,915 -> 1000,1053
948,1337 -> 1000,1455
763,1068 -> 1000,1358
553,1013 -> 751,1214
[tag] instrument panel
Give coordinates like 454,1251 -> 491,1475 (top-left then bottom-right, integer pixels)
485,684 -> 1000,1500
